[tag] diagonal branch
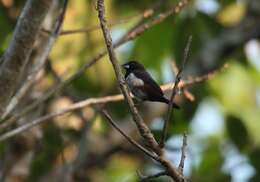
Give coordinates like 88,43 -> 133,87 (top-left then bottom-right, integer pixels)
97,0 -> 161,155
1,0 -> 69,120
41,9 -> 153,36
0,0 -> 54,115
101,110 -> 158,160
96,0 -> 186,181
137,171 -> 168,181
160,36 -> 192,148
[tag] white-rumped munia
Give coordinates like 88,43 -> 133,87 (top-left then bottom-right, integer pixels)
122,60 -> 179,109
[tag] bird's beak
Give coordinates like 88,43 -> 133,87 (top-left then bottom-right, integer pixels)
121,63 -> 128,69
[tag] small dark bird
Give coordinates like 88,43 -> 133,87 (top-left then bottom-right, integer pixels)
122,60 -> 179,109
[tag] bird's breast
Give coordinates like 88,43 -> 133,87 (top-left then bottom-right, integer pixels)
126,73 -> 146,99
126,73 -> 144,88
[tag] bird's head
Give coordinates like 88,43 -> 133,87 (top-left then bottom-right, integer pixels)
122,60 -> 145,72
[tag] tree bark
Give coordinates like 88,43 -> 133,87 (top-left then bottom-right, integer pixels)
0,0 -> 54,115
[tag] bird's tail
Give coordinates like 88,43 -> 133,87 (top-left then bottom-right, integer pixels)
161,97 -> 180,109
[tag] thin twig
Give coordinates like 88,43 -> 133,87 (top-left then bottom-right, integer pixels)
183,89 -> 195,101
160,36 -> 192,148
116,0 -> 191,46
137,171 -> 167,181
178,133 -> 187,174
0,94 -> 123,141
0,83 -> 198,140
0,0 -> 191,131
1,69 -> 44,119
101,110 -> 158,161
0,79 -> 210,140
41,9 -> 153,36
171,61 -> 194,102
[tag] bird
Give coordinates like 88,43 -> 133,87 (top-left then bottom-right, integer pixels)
122,60 -> 180,109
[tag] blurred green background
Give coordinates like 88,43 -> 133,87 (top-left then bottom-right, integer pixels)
0,0 -> 260,181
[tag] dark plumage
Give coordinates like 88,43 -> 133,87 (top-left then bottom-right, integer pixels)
122,60 -> 179,109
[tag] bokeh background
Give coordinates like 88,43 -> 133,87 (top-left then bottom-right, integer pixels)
0,0 -> 260,181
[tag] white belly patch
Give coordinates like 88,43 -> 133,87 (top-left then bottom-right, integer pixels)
126,73 -> 144,88
126,73 -> 146,99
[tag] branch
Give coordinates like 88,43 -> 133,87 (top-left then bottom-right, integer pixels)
0,0 -> 54,114
0,85 -> 175,137
137,171 -> 167,181
97,0 -> 161,154
1,0 -> 69,120
101,110 -> 158,160
0,0 -> 191,130
0,79 -> 211,179
96,0 -> 185,181
170,61 -> 195,102
160,36 -> 192,148
0,63 -> 226,132
41,9 -> 153,36
118,0 -> 191,45
178,133 -> 187,174
0,64 -> 223,139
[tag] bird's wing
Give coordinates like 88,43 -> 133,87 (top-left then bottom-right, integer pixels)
133,70 -> 164,96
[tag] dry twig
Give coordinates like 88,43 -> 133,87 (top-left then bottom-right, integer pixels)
101,110 -> 157,160
41,9 -> 153,36
137,171 -> 167,181
170,61 -> 195,102
178,133 -> 188,174
160,36 -> 192,148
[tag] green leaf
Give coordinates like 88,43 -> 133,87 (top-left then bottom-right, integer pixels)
226,115 -> 250,152
131,19 -> 175,70
193,138 -> 231,181
249,147 -> 260,174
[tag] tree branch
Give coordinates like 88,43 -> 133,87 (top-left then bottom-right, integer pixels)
41,9 -> 153,36
170,60 -> 195,102
97,0 -> 161,155
137,171 -> 168,181
96,0 -> 185,181
0,0 -> 54,114
0,0 -> 191,129
0,63 -> 226,132
0,83 -> 196,138
118,0 -> 191,45
101,110 -> 158,160
178,133 -> 188,174
160,36 -> 192,148
1,0 -> 69,120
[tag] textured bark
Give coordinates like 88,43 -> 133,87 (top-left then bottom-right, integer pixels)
0,0 -> 53,114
